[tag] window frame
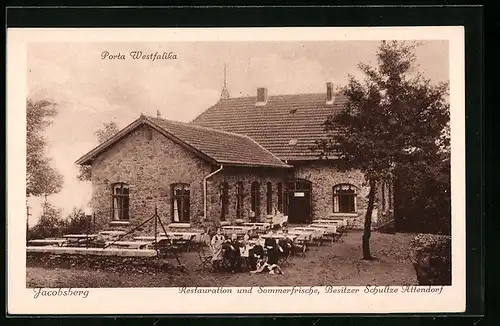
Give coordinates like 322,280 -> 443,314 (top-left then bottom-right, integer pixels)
220,182 -> 229,221
236,181 -> 244,219
333,183 -> 357,214
111,183 -> 130,221
277,183 -> 283,213
266,182 -> 273,215
250,181 -> 261,217
171,183 -> 190,223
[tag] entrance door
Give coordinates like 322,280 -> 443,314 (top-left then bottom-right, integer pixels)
287,179 -> 312,224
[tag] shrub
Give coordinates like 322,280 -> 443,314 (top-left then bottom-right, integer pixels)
27,202 -> 64,240
61,207 -> 93,235
410,233 -> 451,285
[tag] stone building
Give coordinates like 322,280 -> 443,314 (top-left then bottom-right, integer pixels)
76,82 -> 394,231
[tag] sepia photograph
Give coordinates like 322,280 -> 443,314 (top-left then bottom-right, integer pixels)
8,27 -> 465,314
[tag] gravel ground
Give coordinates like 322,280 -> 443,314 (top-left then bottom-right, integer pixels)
26,231 -> 418,288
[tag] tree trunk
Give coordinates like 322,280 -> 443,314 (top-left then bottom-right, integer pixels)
362,178 -> 376,260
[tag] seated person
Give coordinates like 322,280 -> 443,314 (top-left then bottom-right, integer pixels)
278,238 -> 293,258
250,255 -> 283,275
243,231 -> 251,244
248,244 -> 265,271
225,234 -> 243,273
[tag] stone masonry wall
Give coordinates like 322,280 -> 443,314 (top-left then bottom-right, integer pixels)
91,125 -> 212,232
207,167 -> 289,225
292,161 -> 393,228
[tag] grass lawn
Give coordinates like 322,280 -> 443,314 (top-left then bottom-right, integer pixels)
26,231 -> 418,288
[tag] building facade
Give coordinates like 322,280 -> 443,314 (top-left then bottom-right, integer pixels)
76,84 -> 394,232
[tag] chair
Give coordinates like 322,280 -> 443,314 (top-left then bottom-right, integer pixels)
196,244 -> 213,271
155,239 -> 188,272
277,239 -> 292,265
292,235 -> 308,257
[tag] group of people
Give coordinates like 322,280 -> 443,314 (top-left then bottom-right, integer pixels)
209,228 -> 285,275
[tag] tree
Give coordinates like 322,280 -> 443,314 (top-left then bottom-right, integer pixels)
26,99 -> 63,197
316,41 -> 450,259
77,121 -> 120,181
27,202 -> 64,240
61,207 -> 93,235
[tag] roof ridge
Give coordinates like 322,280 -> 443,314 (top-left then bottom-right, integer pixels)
146,115 -> 252,139
217,92 -> 342,101
147,115 -> 288,166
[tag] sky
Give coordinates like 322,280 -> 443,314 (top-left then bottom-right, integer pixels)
26,40 -> 449,225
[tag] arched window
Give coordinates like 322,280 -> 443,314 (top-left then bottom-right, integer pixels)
277,183 -> 283,213
171,183 -> 190,223
250,181 -> 260,219
236,181 -> 244,219
220,182 -> 229,221
266,182 -> 273,215
112,183 -> 129,220
333,184 -> 357,213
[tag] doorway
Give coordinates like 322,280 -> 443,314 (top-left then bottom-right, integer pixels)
287,179 -> 312,224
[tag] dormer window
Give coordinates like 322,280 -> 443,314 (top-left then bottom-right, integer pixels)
289,108 -> 297,114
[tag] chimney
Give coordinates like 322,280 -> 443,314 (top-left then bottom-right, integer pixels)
256,87 -> 268,106
156,110 -> 162,118
326,82 -> 334,104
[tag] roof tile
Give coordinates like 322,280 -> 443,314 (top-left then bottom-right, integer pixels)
191,93 -> 346,160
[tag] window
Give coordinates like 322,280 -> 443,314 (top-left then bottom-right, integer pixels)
236,181 -> 244,219
171,183 -> 190,223
112,183 -> 130,220
250,181 -> 260,218
266,182 -> 273,215
277,183 -> 283,213
220,182 -> 229,221
333,184 -> 357,213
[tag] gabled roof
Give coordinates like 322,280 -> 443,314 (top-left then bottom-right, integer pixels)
190,93 -> 347,161
75,115 -> 290,168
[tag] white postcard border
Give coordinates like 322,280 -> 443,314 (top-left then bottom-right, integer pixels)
7,26 -> 465,315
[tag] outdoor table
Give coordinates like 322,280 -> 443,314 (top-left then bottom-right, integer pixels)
161,232 -> 199,241
286,230 -> 313,242
291,227 -> 325,240
221,226 -> 253,235
63,234 -> 98,239
134,236 -> 169,242
310,224 -> 337,234
63,234 -> 98,246
167,223 -> 191,229
261,233 -> 298,242
243,223 -> 270,233
105,241 -> 151,249
28,239 -> 67,247
99,230 -> 126,236
316,219 -> 348,227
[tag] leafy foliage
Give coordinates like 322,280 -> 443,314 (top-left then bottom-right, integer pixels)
315,41 -> 450,257
26,99 -> 63,197
395,152 -> 451,235
28,206 -> 93,240
77,122 -> 120,181
62,207 -> 93,234
27,202 -> 64,240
